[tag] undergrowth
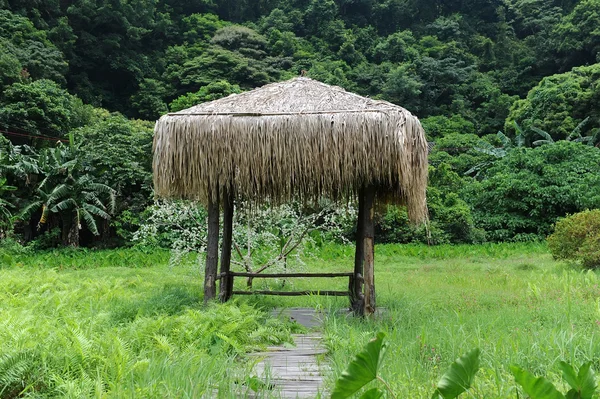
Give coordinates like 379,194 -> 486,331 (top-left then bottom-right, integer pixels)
2,242 -> 599,398
0,263 -> 294,398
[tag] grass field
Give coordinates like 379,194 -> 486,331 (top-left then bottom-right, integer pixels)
1,242 -> 599,398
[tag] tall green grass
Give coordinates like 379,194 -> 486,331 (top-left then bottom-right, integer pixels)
316,245 -> 600,398
0,261 -> 294,398
2,246 -> 173,269
2,242 -> 598,398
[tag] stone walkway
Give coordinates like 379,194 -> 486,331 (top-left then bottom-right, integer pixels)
248,308 -> 328,398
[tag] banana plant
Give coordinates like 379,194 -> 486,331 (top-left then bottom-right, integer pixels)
0,177 -> 16,231
466,124 -> 528,177
532,118 -> 596,147
20,137 -> 115,246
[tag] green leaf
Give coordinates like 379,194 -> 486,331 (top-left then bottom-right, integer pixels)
514,120 -> 524,136
80,209 -> 99,236
496,131 -> 512,148
558,361 -> 596,399
331,332 -> 388,399
559,362 -> 580,392
510,365 -> 565,399
576,363 -> 596,399
359,388 -> 384,399
0,252 -> 13,266
533,139 -> 553,147
82,203 -> 110,220
568,117 -> 590,140
48,184 -> 70,203
51,198 -> 76,213
431,348 -> 480,399
246,376 -> 273,392
531,127 -> 554,143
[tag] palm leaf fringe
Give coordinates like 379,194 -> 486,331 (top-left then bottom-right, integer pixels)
153,78 -> 429,223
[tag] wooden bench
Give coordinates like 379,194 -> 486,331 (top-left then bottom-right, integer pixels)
219,271 -> 363,300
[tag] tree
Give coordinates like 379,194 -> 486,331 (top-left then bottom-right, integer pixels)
381,63 -> 423,112
211,25 -> 268,55
169,81 -> 241,112
63,0 -> 170,112
129,79 -> 169,120
304,0 -> 338,36
75,113 -> 153,244
548,209 -> 600,268
421,115 -> 475,138
554,0 -> 600,70
530,118 -> 598,146
181,13 -> 227,42
174,46 -> 274,92
39,173 -> 115,246
0,49 -> 22,86
428,132 -> 497,176
464,141 -> 600,241
0,79 -> 81,138
372,30 -> 417,63
505,63 -> 600,141
0,9 -> 67,83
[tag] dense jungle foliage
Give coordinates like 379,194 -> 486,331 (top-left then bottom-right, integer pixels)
1,0 -> 599,248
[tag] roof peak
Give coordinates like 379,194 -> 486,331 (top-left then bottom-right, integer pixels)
171,77 -> 409,115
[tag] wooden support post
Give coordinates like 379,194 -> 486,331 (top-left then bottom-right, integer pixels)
219,188 -> 234,302
351,187 -> 366,315
362,187 -> 376,315
204,192 -> 220,303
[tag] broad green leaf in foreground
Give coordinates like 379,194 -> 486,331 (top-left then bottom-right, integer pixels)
510,365 -> 565,399
359,388 -> 384,399
331,332 -> 388,399
558,361 -> 596,399
431,348 -> 480,399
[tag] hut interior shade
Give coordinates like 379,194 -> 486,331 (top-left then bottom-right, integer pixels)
153,77 -> 429,223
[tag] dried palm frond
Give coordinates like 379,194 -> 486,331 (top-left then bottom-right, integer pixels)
153,77 -> 428,223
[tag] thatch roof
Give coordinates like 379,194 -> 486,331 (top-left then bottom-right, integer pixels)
153,77 -> 428,223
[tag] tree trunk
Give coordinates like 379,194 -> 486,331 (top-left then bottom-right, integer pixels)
351,187 -> 366,315
62,211 -> 79,247
362,187 -> 376,315
67,222 -> 80,247
219,188 -> 234,302
204,193 -> 220,303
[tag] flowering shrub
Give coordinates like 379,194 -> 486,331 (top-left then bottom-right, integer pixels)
134,199 -> 356,272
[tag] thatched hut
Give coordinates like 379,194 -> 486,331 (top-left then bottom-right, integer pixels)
153,77 -> 428,315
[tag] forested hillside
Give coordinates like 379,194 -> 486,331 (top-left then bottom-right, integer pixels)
1,0 -> 599,247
